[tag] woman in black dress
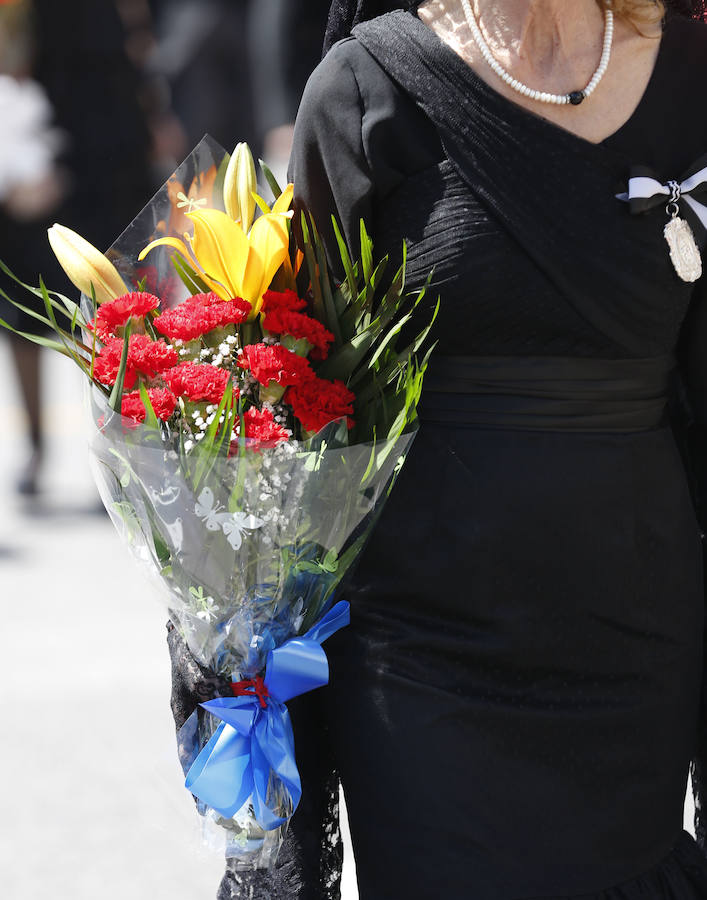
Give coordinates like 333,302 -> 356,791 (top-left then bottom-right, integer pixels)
0,0 -> 152,493
205,0 -> 707,896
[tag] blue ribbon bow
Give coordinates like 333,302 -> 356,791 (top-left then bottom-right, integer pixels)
184,600 -> 350,830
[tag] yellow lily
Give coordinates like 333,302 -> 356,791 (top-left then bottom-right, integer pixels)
138,184 -> 295,318
48,223 -> 128,303
223,142 -> 257,232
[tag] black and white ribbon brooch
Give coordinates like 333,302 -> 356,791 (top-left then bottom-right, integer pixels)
617,154 -> 707,283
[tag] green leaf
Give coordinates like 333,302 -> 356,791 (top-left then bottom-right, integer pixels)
0,317 -> 72,356
228,394 -> 248,512
362,311 -> 414,373
360,436 -> 378,485
258,158 -> 283,202
315,320 -> 380,382
397,296 -> 440,361
192,382 -> 234,490
322,548 -> 339,572
152,526 -> 171,566
0,285 -> 57,332
38,276 -> 87,373
138,382 -> 160,429
310,217 -> 343,346
173,253 -> 210,295
331,284 -> 349,321
359,219 -> 374,290
108,318 -> 132,413
300,211 -> 326,324
0,259 -> 85,324
331,216 -> 357,305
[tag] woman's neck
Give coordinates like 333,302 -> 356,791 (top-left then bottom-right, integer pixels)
471,0 -> 607,77
417,0 -> 663,146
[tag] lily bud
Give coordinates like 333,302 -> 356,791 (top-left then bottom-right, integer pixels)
48,223 -> 128,303
224,142 -> 256,232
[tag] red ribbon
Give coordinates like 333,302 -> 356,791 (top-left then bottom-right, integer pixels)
231,675 -> 270,709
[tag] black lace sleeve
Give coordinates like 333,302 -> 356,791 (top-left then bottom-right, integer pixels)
166,623 -> 343,899
675,275 -> 707,851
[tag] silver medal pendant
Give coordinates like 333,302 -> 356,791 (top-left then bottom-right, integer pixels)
664,215 -> 703,283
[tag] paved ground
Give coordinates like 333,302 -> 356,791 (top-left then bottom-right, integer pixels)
0,342 -> 356,899
0,341 -> 697,898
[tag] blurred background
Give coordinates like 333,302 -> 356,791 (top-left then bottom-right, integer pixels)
0,0 -> 697,897
0,0 -> 356,897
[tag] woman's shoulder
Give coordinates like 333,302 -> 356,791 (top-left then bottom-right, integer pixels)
298,35 -> 404,120
295,32 -> 442,170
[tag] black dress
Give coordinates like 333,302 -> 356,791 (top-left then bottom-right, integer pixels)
215,8 -> 707,899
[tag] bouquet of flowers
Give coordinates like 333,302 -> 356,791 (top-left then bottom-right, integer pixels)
0,136 -> 437,869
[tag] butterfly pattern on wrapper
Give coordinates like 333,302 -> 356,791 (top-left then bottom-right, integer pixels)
195,486 -> 265,550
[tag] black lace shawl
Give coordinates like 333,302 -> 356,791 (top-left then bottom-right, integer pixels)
323,0 -> 707,53
167,623 -> 343,899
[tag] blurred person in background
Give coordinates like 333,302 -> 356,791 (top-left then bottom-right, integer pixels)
148,0 -> 258,155
0,0 -> 152,495
248,0 -> 331,185
147,0 -> 330,186
114,0 -> 190,176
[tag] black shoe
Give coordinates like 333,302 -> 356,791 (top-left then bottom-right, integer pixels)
16,448 -> 42,496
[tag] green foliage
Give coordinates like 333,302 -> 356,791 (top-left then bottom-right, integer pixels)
172,253 -> 210,295
108,318 -> 132,413
294,548 -> 339,576
299,212 -> 439,445
0,259 -> 113,395
259,159 -> 283,202
190,382 -> 238,492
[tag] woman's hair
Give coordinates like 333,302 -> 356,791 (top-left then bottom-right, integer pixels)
603,0 -> 665,25
324,0 -> 705,53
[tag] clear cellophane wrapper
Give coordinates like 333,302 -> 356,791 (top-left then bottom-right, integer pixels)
87,387 -> 414,865
80,135 -> 418,867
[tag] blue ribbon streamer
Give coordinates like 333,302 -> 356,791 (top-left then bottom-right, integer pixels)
184,600 -> 350,830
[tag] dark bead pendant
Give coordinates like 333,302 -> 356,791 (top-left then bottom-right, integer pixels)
569,91 -> 585,106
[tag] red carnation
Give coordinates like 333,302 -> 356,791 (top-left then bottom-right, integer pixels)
130,334 -> 180,377
88,291 -> 160,342
164,361 -> 233,405
242,407 -> 290,448
92,334 -> 178,388
93,339 -> 137,389
154,292 -> 251,341
285,377 -> 355,434
121,388 -> 177,425
211,296 -> 252,327
262,307 -> 334,360
261,289 -> 307,314
238,342 -> 313,388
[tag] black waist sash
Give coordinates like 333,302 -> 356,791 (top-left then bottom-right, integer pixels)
418,355 -> 676,432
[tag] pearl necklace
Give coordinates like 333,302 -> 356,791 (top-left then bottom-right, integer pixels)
460,0 -> 615,106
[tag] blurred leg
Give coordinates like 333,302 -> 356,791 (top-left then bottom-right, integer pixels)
8,335 -> 43,494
